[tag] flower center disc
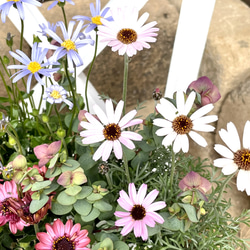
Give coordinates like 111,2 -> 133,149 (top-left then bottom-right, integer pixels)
53,236 -> 75,250
131,205 -> 146,220
117,28 -> 137,44
234,149 -> 250,170
91,15 -> 102,25
50,90 -> 62,99
172,115 -> 193,135
61,39 -> 77,51
27,61 -> 42,74
103,123 -> 121,141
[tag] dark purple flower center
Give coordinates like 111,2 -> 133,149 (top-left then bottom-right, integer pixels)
117,28 -> 137,44
103,123 -> 121,141
131,205 -> 146,220
172,115 -> 193,135
53,236 -> 75,250
1,199 -> 20,222
234,149 -> 250,170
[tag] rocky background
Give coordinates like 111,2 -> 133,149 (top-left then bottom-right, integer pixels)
1,0 -> 250,244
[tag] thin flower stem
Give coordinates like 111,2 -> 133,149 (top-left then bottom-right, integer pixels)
214,173 -> 235,207
61,6 -> 68,29
85,31 -> 98,112
105,172 -> 113,190
122,53 -> 129,116
0,69 -> 12,103
54,105 -> 63,128
34,223 -> 39,234
169,146 -> 176,196
123,153 -> 131,183
20,19 -> 24,51
38,85 -> 45,112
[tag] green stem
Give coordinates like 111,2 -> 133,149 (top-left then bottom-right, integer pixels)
61,6 -> 68,29
123,153 -> 131,183
105,172 -> 113,190
169,146 -> 176,196
214,173 -> 235,207
62,137 -> 69,158
122,54 -> 129,116
34,223 -> 39,234
85,31 -> 98,112
20,19 -> 24,51
54,105 -> 63,128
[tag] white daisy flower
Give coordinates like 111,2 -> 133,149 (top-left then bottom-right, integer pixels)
214,121 -> 250,195
153,91 -> 218,153
80,99 -> 143,161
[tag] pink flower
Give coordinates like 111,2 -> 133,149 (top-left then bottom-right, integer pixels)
35,219 -> 91,250
115,183 -> 166,241
34,141 -> 61,167
0,181 -> 27,234
187,76 -> 221,107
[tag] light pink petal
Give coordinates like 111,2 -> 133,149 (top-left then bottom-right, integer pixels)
147,201 -> 166,212
119,110 -> 137,128
140,221 -> 148,241
69,223 -> 81,237
142,189 -> 159,208
52,219 -> 64,237
34,144 -> 48,159
85,112 -> 104,129
119,219 -> 135,236
114,211 -> 131,218
146,211 -> 165,224
137,184 -> 148,204
121,119 -> 143,129
81,134 -> 105,144
119,136 -> 135,149
9,222 -> 17,234
113,140 -> 123,159
133,220 -> 142,238
45,224 -> 56,238
121,131 -> 142,141
105,99 -> 115,123
47,141 -> 61,155
143,214 -> 156,227
115,216 -> 132,227
114,100 -> 124,124
128,183 -> 137,205
92,104 -> 108,125
36,232 -> 53,245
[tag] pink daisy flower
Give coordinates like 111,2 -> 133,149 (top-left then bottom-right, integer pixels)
80,99 -> 143,161
35,219 -> 90,250
97,5 -> 159,57
0,180 -> 27,234
115,183 -> 166,241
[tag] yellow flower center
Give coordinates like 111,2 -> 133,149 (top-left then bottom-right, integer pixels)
234,149 -> 250,170
172,115 -> 193,135
91,15 -> 102,25
61,39 -> 77,51
50,90 -> 62,99
117,28 -> 137,44
7,0 -> 20,2
27,61 -> 42,74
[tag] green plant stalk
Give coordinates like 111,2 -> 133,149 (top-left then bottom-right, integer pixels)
54,105 -> 63,128
123,152 -> 131,183
122,53 -> 129,116
61,6 -> 68,29
34,223 -> 39,234
0,68 -> 12,103
105,172 -> 113,190
85,31 -> 98,112
169,146 -> 176,196
38,85 -> 45,112
20,19 -> 24,51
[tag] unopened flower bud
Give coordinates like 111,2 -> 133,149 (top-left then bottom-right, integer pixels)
98,162 -> 109,175
56,128 -> 66,138
12,155 -> 27,170
32,109 -> 39,117
6,32 -> 14,48
41,114 -> 49,123
3,55 -> 9,65
8,136 -> 16,146
152,88 -> 162,101
182,195 -> 192,204
53,72 -> 62,82
200,207 -> 206,215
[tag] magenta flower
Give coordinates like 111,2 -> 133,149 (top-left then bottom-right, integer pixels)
80,99 -> 143,161
179,171 -> 212,201
35,219 -> 91,250
115,183 -> 166,241
187,76 -> 221,107
0,181 -> 27,234
34,141 -> 61,167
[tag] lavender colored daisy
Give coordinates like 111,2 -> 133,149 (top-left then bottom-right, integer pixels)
115,183 -> 166,241
73,0 -> 113,33
0,0 -> 41,23
43,85 -> 73,110
47,0 -> 74,11
38,21 -> 57,39
97,5 -> 159,57
7,43 -> 59,93
42,20 -> 94,72
80,99 -> 143,161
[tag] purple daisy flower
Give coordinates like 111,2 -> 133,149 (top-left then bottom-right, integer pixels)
0,0 -> 41,23
41,20 -> 94,72
73,0 -> 113,33
80,99 -> 143,161
115,183 -> 166,241
38,21 -> 57,39
7,43 -> 59,93
47,0 -> 74,11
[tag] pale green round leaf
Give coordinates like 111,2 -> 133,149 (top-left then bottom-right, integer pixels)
31,180 -> 51,191
29,193 -> 49,213
93,199 -> 113,212
73,199 -> 92,216
81,207 -> 100,222
65,185 -> 82,196
57,191 -> 77,205
51,201 -> 73,215
76,186 -> 93,200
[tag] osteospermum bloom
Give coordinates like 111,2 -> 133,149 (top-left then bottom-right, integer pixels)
43,85 -> 73,109
73,0 -> 113,33
47,0 -> 74,10
97,5 -> 159,57
0,181 -> 27,234
7,43 -> 59,93
80,99 -> 143,161
153,91 -> 218,153
0,0 -> 41,23
42,20 -> 94,72
35,219 -> 91,250
214,121 -> 250,195
115,183 -> 166,241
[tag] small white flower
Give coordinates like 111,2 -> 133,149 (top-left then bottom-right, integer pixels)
153,91 -> 218,153
214,121 -> 250,195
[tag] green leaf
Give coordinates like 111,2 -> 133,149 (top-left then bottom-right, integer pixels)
131,151 -> 149,168
81,207 -> 100,222
78,148 -> 97,171
86,193 -> 103,202
76,186 -> 93,200
45,166 -> 62,178
31,180 -> 51,191
43,182 -> 59,195
100,238 -> 114,250
48,153 -> 59,169
29,193 -> 49,213
161,212 -> 183,231
93,199 -> 113,212
57,191 -> 77,205
73,199 -> 92,216
18,235 -> 37,243
61,158 -> 80,172
147,223 -> 161,236
122,144 -> 136,161
65,185 -> 82,196
0,97 -> 9,103
178,203 -> 199,222
114,241 -> 130,250
51,201 -> 73,215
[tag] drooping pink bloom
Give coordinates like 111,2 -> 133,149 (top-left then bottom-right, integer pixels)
35,219 -> 91,250
80,99 -> 143,161
0,181 -> 27,234
115,183 -> 166,241
34,141 -> 61,167
187,76 -> 221,107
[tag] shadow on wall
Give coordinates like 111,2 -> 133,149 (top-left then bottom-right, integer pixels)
242,0 -> 250,6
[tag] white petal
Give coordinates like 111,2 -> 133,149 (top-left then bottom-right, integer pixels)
153,118 -> 172,129
214,144 -> 234,159
102,141 -> 113,161
119,110 -> 136,128
114,100 -> 124,124
81,134 -> 104,144
113,140 -> 123,159
189,131 -> 207,147
190,104 -> 214,121
105,99 -> 115,123
245,171 -> 250,195
180,134 -> 189,153
156,99 -> 176,121
243,121 -> 250,149
222,164 -> 238,175
183,91 -> 195,115
162,132 -> 177,148
176,91 -> 185,115
192,124 -> 215,132
85,112 -> 104,129
192,115 -> 218,125
93,104 -> 109,125
219,128 -> 239,153
225,122 -> 241,150
155,127 -> 172,136
213,158 -> 235,168
237,170 -> 248,192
